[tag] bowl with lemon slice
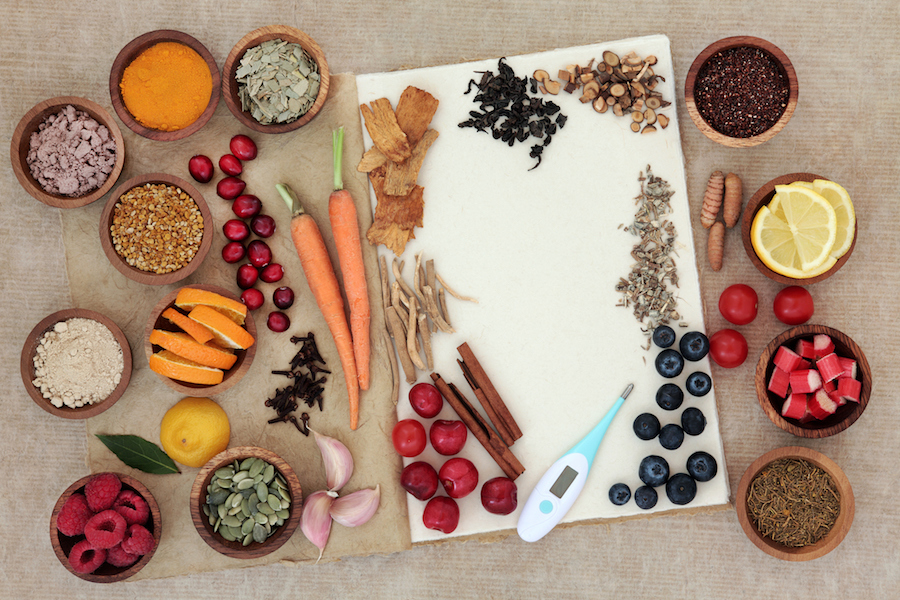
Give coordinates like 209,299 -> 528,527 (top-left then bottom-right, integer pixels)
742,173 -> 857,285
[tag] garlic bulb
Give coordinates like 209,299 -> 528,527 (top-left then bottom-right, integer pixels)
330,485 -> 381,528
312,429 -> 354,492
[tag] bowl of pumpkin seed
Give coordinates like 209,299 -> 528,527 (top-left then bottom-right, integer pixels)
190,446 -> 302,558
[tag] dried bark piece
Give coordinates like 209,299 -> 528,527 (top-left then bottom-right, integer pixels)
708,221 -> 725,271
360,98 -> 411,163
701,170 -> 725,229
395,86 -> 439,145
384,129 -> 440,196
724,172 -> 743,228
357,146 -> 388,173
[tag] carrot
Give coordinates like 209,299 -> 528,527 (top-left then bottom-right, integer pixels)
277,182 -> 360,430
329,126 -> 371,392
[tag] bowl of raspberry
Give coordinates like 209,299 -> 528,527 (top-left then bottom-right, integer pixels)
50,472 -> 161,582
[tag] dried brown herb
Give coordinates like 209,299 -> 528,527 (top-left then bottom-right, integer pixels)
264,332 -> 330,435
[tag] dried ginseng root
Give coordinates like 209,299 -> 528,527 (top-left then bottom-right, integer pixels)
701,170 -> 724,229
723,172 -> 743,228
708,221 -> 725,271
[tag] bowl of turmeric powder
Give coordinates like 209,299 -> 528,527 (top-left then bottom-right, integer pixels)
109,30 -> 221,141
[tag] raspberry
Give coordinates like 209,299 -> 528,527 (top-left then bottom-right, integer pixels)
106,543 -> 140,568
84,509 -> 127,549
68,539 -> 107,574
85,473 -> 122,512
57,493 -> 94,537
121,524 -> 155,556
113,489 -> 150,526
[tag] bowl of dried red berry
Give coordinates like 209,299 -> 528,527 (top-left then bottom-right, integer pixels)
51,472 -> 161,582
685,36 -> 798,148
756,324 -> 871,438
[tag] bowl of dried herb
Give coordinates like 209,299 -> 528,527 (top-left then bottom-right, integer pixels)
684,36 -> 798,148
222,25 -> 330,134
736,446 -> 854,561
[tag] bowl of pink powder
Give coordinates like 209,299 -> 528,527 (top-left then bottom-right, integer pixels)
10,96 -> 126,208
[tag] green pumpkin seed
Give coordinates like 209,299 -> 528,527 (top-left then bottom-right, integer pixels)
237,477 -> 256,490
208,513 -> 216,527
256,482 -> 268,503
252,523 -> 267,543
248,458 -> 265,478
209,490 -> 229,505
275,517 -> 284,527
240,457 -> 256,470
262,463 -> 275,484
258,502 -> 275,516
268,512 -> 278,526
220,527 -> 236,542
217,502 -> 228,520
267,494 -> 282,511
242,533 -> 253,546
227,504 -> 243,516
241,518 -> 255,535
249,501 -> 259,516
278,488 -> 291,503
213,516 -> 222,532
222,514 -> 243,528
276,509 -> 290,520
241,498 -> 251,518
254,512 -> 268,525
215,467 -> 235,480
227,525 -> 243,538
232,470 -> 250,484
202,503 -> 210,516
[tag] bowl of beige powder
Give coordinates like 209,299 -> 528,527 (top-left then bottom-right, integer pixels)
21,309 -> 132,419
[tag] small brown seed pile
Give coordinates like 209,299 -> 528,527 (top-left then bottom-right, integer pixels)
110,183 -> 204,274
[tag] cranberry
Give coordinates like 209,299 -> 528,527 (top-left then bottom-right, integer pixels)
272,286 -> 295,309
240,287 -> 264,311
267,311 -> 291,333
188,155 -> 214,183
246,240 -> 272,268
236,264 -> 258,289
423,496 -> 459,534
438,457 -> 479,499
259,263 -> 284,283
480,477 -> 518,515
216,176 -> 246,200
409,382 -> 443,418
400,461 -> 439,501
218,154 -> 243,177
232,194 -> 262,219
230,134 -> 258,161
250,214 -> 276,238
221,241 -> 246,263
429,420 -> 467,456
222,219 -> 251,242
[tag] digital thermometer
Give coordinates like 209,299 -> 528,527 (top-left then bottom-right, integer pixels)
517,384 -> 633,542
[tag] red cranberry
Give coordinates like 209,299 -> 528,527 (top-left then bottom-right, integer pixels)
240,287 -> 264,311
230,134 -> 258,161
236,264 -> 258,289
272,286 -> 295,309
267,311 -> 290,332
218,154 -> 243,177
222,219 -> 251,242
429,420 -> 467,456
216,176 -> 246,200
221,241 -> 246,263
423,497 -> 459,534
409,382 -> 443,418
246,240 -> 272,268
400,462 -> 439,501
188,155 -> 214,183
259,263 -> 284,283
438,457 -> 479,499
480,477 -> 518,515
232,194 -> 262,219
250,214 -> 276,238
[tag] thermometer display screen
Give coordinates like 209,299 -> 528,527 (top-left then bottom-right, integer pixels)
549,465 -> 579,498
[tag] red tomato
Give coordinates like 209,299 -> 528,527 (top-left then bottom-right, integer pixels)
773,286 -> 814,325
718,284 -> 758,325
392,419 -> 427,457
709,329 -> 748,368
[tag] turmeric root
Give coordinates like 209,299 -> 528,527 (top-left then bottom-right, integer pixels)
700,171 -> 724,229
723,172 -> 743,228
708,222 -> 725,271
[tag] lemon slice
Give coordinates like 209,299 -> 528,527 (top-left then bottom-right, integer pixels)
811,179 -> 855,259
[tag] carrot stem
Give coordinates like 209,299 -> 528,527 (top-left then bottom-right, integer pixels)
333,126 -> 344,192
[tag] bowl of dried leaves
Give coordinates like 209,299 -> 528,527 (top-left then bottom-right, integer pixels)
222,25 -> 330,134
735,446 -> 854,561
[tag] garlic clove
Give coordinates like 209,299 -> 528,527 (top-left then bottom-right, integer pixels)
300,490 -> 335,563
330,485 -> 381,528
312,429 -> 354,492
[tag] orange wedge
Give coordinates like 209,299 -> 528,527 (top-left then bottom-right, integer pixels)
149,329 -> 237,370
188,304 -> 255,350
162,307 -> 214,344
175,288 -> 247,326
149,350 -> 224,385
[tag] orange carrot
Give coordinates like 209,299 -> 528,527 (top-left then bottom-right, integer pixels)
277,182 -> 360,430
329,126 -> 371,391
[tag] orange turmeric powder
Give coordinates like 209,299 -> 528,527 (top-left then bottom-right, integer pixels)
119,42 -> 212,131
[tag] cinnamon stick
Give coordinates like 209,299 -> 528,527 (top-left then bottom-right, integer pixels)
456,343 -> 523,442
458,359 -> 515,446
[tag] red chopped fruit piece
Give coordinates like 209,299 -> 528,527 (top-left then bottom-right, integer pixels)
106,542 -> 140,568
121,524 -> 155,556
57,492 -> 93,537
822,378 -> 837,393
798,358 -> 813,370
781,393 -> 808,420
813,334 -> 835,358
808,389 -> 838,419
838,377 -> 861,403
84,509 -> 127,549
113,489 -> 150,526
767,367 -> 791,398
839,357 -> 858,379
789,369 -> 822,394
795,338 -> 815,359
829,389 -> 846,407
816,352 -> 843,382
68,539 -> 107,574
773,346 -> 803,372
799,406 -> 816,423
85,473 -> 122,512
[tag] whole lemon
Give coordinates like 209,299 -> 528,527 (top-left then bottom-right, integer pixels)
160,397 -> 230,468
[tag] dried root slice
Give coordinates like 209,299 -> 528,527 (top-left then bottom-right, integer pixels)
708,221 -> 725,271
701,170 -> 725,229
359,98 -> 411,163
723,172 -> 743,228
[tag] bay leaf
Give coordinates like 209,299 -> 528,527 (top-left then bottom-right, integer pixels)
95,434 -> 180,474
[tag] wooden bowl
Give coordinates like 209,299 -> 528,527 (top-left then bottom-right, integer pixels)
735,446 -> 854,561
144,284 -> 256,396
10,96 -> 126,208
21,309 -> 132,419
190,446 -> 302,559
109,30 -> 221,141
222,25 -> 330,134
50,472 -> 161,582
741,173 -> 856,285
756,324 -> 871,438
685,36 -> 798,147
100,173 -> 213,286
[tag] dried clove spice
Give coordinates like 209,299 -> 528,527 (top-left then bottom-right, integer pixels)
264,332 -> 330,435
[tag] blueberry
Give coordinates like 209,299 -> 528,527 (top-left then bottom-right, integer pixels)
655,383 -> 684,411
655,349 -> 685,378
680,331 -> 710,361
634,485 -> 658,510
633,412 -> 661,440
665,473 -> 697,505
681,407 -> 707,436
638,455 -> 670,487
608,483 -> 631,506
658,424 -> 684,450
652,325 -> 676,348
686,371 -> 712,397
687,451 -> 718,482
